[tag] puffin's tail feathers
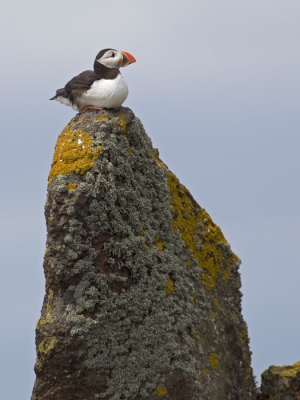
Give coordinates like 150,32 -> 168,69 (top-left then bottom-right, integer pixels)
50,88 -> 66,100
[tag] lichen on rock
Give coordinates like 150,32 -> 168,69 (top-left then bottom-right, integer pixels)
48,125 -> 103,184
31,107 -> 256,399
259,361 -> 300,399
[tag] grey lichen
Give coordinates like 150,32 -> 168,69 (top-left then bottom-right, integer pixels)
32,107 -> 256,400
59,113 -> 203,399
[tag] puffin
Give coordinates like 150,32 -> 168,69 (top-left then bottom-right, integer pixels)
50,48 -> 136,112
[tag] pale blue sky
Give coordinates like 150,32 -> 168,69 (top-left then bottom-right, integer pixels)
1,1 -> 300,398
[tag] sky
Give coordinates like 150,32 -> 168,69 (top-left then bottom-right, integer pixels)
0,1 -> 299,398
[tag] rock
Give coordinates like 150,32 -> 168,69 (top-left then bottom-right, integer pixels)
31,107 -> 257,399
259,362 -> 300,399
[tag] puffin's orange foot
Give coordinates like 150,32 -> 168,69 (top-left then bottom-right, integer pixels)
80,105 -> 104,113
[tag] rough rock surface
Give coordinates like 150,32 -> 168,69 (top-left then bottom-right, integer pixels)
259,362 -> 300,400
31,107 -> 256,399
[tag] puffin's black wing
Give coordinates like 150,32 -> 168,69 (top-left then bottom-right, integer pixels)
50,70 -> 100,103
65,70 -> 100,94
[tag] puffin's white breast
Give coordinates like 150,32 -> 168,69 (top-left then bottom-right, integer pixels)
55,96 -> 72,108
79,74 -> 128,109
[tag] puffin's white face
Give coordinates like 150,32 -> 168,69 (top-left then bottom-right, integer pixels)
96,50 -> 123,68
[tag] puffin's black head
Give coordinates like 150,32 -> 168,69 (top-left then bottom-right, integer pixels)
94,48 -> 136,69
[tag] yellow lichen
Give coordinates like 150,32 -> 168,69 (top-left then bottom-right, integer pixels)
118,113 -> 127,133
153,150 -> 240,290
67,182 -> 77,191
223,270 -> 230,281
187,258 -> 193,267
204,368 -> 209,377
239,332 -> 246,345
156,386 -> 167,396
210,310 -> 217,318
213,297 -> 219,307
36,312 -> 53,330
166,171 -> 232,290
47,289 -> 53,299
165,278 -> 174,295
270,361 -> 300,379
95,115 -> 108,122
38,336 -> 57,355
209,353 -> 219,370
201,273 -> 215,291
223,253 -> 239,281
48,126 -> 103,184
127,147 -> 132,153
192,332 -> 200,345
36,300 -> 54,330
155,235 -> 166,252
191,293 -> 197,303
46,303 -> 52,312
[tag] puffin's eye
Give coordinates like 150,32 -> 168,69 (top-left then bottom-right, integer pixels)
111,52 -> 115,57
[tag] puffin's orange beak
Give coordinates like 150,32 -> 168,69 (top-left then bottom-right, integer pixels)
120,51 -> 136,67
